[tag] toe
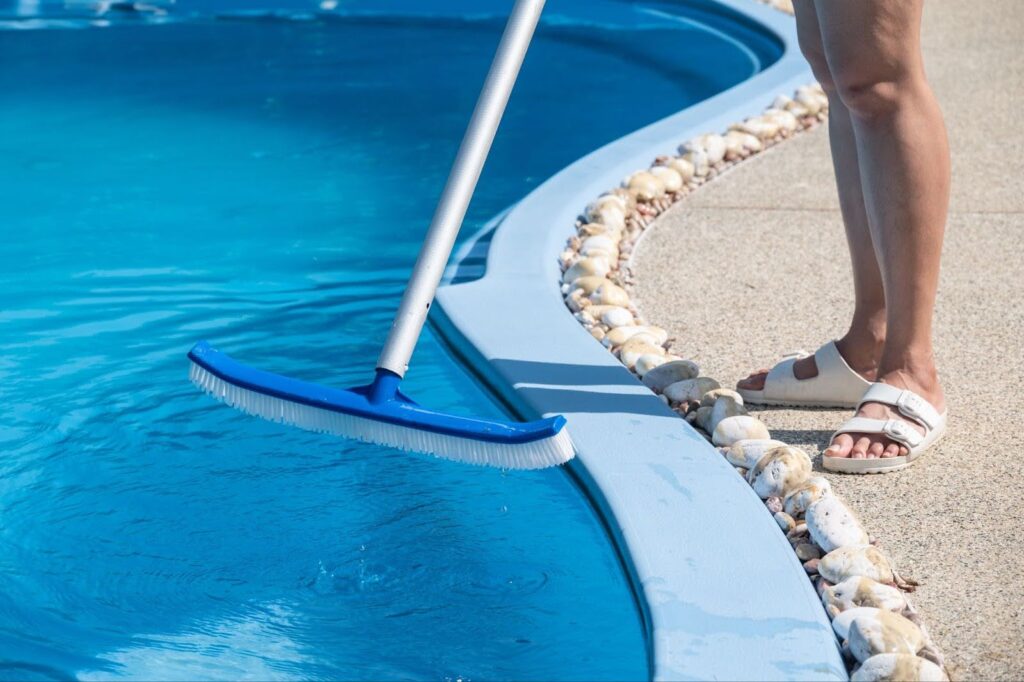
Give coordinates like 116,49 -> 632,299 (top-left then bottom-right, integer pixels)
824,433 -> 854,459
867,441 -> 885,459
882,443 -> 900,458
898,444 -> 910,457
851,436 -> 872,459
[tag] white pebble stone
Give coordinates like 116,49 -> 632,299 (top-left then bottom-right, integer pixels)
578,221 -> 622,239
774,511 -> 795,533
785,101 -> 811,118
745,445 -> 811,498
806,493 -> 870,553
711,415 -> 770,447
848,610 -> 925,663
649,165 -> 683,193
709,396 -> 748,434
763,107 -> 799,133
618,334 -> 662,355
725,438 -> 786,469
580,234 -> 619,255
585,194 -> 625,217
573,310 -> 595,326
565,290 -> 586,312
624,170 -> 665,200
699,388 -> 744,408
585,203 -> 627,232
821,577 -> 908,619
851,654 -> 947,682
634,353 -> 668,377
730,117 -> 778,139
682,133 -> 726,165
832,607 -> 882,641
638,325 -> 669,346
795,90 -> 823,116
600,306 -> 634,328
735,130 -> 764,152
819,545 -> 895,585
783,476 -> 833,518
722,131 -> 745,159
568,276 -> 610,295
584,249 -> 615,262
773,94 -> 794,109
641,360 -> 700,392
680,149 -> 710,177
664,377 -> 721,404
562,257 -> 610,284
603,325 -> 648,347
590,282 -> 630,307
620,343 -> 664,370
659,157 -> 695,182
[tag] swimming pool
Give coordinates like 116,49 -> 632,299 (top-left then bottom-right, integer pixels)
0,1 -> 781,678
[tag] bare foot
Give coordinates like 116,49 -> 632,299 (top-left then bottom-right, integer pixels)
737,335 -> 880,391
823,366 -> 945,460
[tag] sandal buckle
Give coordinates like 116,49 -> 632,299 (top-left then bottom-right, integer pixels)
888,420 -> 908,438
884,418 -> 921,447
898,391 -> 922,416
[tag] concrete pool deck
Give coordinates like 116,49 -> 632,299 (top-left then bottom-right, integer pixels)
630,1 -> 1023,678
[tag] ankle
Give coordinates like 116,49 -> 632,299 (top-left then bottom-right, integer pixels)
877,348 -> 944,403
852,308 -> 887,343
878,350 -> 940,384
836,324 -> 886,377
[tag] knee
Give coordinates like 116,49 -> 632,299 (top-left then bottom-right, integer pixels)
797,41 -> 837,96
833,67 -> 915,123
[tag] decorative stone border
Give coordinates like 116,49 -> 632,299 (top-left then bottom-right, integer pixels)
557,72 -> 952,681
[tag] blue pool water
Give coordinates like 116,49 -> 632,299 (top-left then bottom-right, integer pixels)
0,2 -> 780,679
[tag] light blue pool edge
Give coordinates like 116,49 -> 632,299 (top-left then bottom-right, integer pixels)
433,1 -> 848,680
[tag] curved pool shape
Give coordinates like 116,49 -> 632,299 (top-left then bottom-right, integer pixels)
0,1 -> 780,679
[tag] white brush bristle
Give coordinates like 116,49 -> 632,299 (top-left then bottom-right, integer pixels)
189,362 -> 575,470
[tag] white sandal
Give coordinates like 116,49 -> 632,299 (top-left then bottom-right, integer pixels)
737,341 -> 871,408
824,383 -> 948,474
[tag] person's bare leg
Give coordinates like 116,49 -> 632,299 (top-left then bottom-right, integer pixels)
815,0 -> 949,460
738,0 -> 885,393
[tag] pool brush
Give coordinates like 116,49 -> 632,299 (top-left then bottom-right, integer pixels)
187,0 -> 575,469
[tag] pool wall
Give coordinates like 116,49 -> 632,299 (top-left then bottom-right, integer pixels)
434,0 -> 848,679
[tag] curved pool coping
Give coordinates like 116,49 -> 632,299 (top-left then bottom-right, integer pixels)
434,1 -> 847,680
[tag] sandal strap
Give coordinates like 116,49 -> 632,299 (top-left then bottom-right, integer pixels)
763,356 -> 799,400
815,341 -> 872,394
833,416 -> 925,449
762,341 -> 870,402
857,383 -> 942,431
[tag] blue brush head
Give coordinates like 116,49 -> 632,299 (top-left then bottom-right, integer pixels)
187,342 -> 575,468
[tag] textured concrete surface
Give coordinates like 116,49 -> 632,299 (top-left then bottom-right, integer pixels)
630,1 -> 1023,679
